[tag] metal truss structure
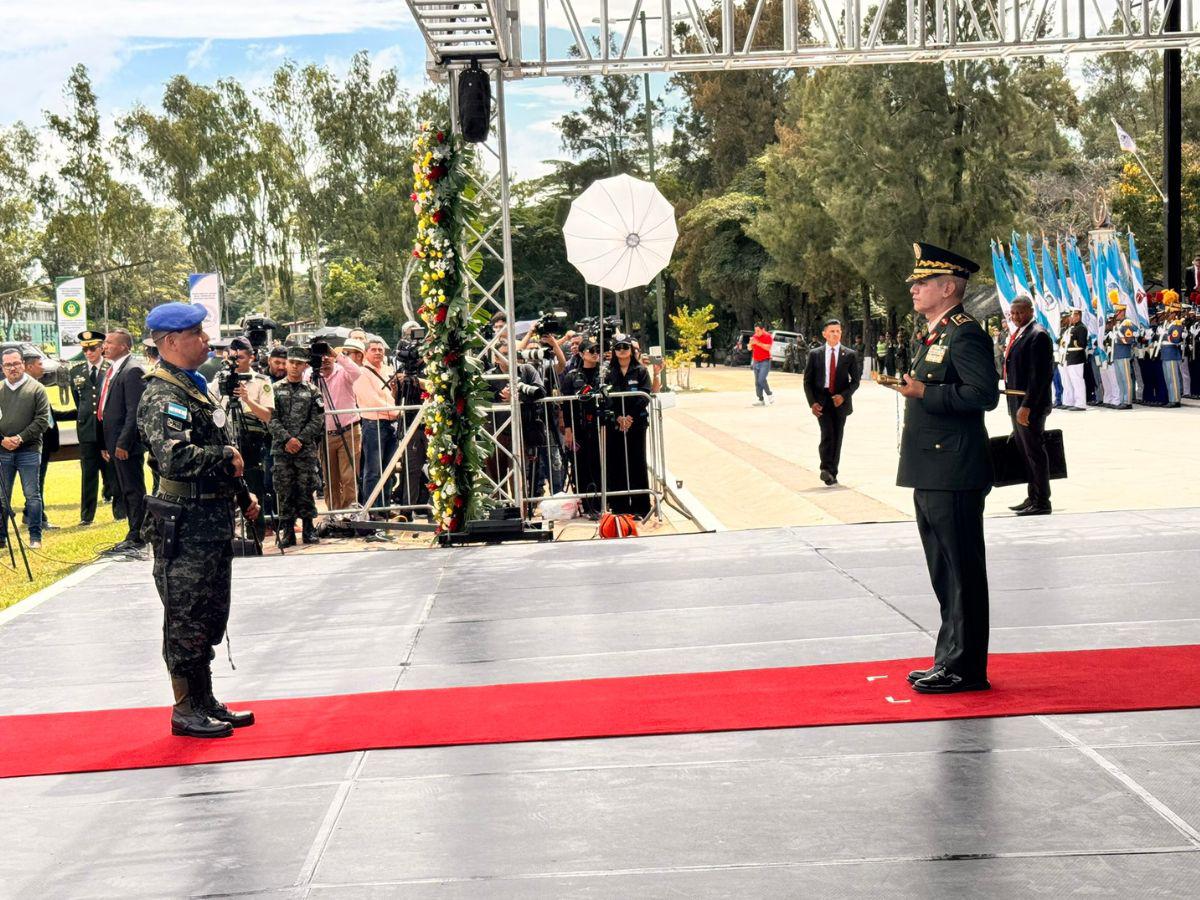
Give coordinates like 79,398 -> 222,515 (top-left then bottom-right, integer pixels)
408,0 -> 1200,77
408,0 -> 1190,516
448,69 -> 527,512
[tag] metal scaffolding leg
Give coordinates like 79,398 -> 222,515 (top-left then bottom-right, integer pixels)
449,66 -> 525,513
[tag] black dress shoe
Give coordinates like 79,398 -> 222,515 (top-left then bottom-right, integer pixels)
1015,504 -> 1051,517
912,669 -> 990,694
907,666 -> 938,684
819,470 -> 835,486
1008,499 -> 1032,512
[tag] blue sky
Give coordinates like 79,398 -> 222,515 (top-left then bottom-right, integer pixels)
1,1 -> 659,182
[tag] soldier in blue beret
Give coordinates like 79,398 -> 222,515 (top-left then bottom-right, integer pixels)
137,301 -> 258,738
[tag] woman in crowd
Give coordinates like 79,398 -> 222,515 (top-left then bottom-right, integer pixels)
603,336 -> 653,516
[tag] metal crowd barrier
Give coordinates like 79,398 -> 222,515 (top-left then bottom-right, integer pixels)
319,386 -> 666,527
505,389 -> 666,520
317,402 -> 433,523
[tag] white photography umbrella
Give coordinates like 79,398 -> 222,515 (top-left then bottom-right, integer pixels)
563,174 -> 678,292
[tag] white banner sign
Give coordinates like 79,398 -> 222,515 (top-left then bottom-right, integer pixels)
55,276 -> 87,359
188,273 -> 221,338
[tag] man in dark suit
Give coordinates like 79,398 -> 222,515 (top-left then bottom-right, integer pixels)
98,327 -> 147,551
1003,297 -> 1055,516
68,331 -> 116,525
803,318 -> 861,485
895,242 -> 999,695
1185,255 -> 1200,295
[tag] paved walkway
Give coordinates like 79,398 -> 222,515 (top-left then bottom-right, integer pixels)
664,366 -> 1200,528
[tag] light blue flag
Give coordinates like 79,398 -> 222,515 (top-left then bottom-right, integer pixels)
991,240 -> 1016,331
1107,239 -> 1133,312
1039,239 -> 1064,339
1018,234 -> 1056,334
1127,232 -> 1151,326
1067,238 -> 1103,340
1009,232 -> 1033,296
1055,240 -> 1074,315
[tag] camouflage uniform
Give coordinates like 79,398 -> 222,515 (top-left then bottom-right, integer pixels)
137,360 -> 241,677
267,377 -> 325,524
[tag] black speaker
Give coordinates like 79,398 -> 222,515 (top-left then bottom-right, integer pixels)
458,62 -> 491,143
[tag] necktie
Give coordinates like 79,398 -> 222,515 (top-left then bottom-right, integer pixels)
98,365 -> 114,421
90,366 -> 98,388
827,347 -> 837,390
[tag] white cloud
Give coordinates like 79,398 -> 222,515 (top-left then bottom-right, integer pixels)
186,38 -> 213,70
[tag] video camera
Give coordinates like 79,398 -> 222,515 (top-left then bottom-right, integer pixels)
529,309 -> 568,338
215,358 -> 254,398
241,315 -> 280,349
575,314 -> 623,348
309,340 -> 332,376
578,381 -> 617,427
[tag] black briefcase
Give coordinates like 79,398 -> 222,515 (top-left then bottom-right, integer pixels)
989,429 -> 1067,488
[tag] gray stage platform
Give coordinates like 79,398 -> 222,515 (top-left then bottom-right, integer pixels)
3,509 -> 1200,898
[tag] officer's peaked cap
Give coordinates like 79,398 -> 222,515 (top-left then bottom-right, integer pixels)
907,242 -> 980,283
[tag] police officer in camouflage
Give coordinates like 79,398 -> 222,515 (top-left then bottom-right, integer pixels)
138,302 -> 259,739
895,243 -> 1000,695
268,346 -> 325,547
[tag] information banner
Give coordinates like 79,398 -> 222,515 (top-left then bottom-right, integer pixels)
188,273 -> 222,338
55,276 -> 87,359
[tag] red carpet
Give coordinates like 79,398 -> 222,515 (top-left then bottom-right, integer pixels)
3,644 -> 1200,779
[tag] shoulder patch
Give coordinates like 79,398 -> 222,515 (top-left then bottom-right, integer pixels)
950,313 -> 974,326
165,402 -> 191,421
262,383 -> 272,395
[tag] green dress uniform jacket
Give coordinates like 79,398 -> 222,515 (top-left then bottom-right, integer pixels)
897,303 -> 999,685
897,305 -> 1000,490
69,359 -> 109,444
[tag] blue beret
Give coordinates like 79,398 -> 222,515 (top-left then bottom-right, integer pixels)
146,302 -> 207,333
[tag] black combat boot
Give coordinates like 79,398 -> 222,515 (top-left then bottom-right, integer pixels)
195,663 -> 255,728
278,518 -> 296,548
170,673 -> 233,738
301,518 -> 320,544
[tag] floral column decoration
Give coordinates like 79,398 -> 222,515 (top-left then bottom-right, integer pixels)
411,122 -> 490,537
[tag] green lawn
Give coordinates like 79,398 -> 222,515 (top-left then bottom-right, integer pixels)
1,459 -> 132,610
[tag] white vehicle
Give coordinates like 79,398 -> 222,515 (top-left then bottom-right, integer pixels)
769,330 -> 802,367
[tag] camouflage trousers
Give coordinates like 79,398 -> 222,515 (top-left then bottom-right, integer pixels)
152,540 -> 233,676
273,452 -> 320,520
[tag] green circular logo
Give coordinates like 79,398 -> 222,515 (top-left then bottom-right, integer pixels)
62,299 -> 81,317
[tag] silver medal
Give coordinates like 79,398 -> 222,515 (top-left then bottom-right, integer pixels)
212,408 -> 227,428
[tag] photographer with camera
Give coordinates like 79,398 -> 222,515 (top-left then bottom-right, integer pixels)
562,337 -> 605,516
353,338 -> 399,517
392,321 -> 430,514
520,322 -> 570,498
484,313 -> 546,492
311,340 -> 362,513
212,337 -> 274,542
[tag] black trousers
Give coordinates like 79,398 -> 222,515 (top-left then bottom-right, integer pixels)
78,440 -> 114,523
1010,407 -> 1050,507
816,395 -> 848,477
1188,357 -> 1200,396
114,451 -> 147,544
914,488 -> 990,681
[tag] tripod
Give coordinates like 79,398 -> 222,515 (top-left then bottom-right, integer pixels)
0,481 -> 33,581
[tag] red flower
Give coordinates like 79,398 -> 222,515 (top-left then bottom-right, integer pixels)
454,450 -> 463,464
431,210 -> 444,224
449,516 -> 460,531
435,306 -> 448,323
429,165 -> 446,181
453,496 -> 463,508
440,453 -> 452,464
420,390 -> 431,401
425,426 -> 434,436
412,248 -> 422,258
437,131 -> 445,141
410,192 -> 418,202
427,481 -> 437,492
455,397 -> 465,414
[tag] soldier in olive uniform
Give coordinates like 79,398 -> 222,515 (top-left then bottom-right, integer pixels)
896,243 -> 1000,695
268,346 -> 325,547
69,331 -> 116,525
137,302 -> 258,738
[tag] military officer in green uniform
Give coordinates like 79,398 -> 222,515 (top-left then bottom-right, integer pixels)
138,302 -> 258,738
896,243 -> 1000,695
69,330 -> 116,525
267,346 -> 325,547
